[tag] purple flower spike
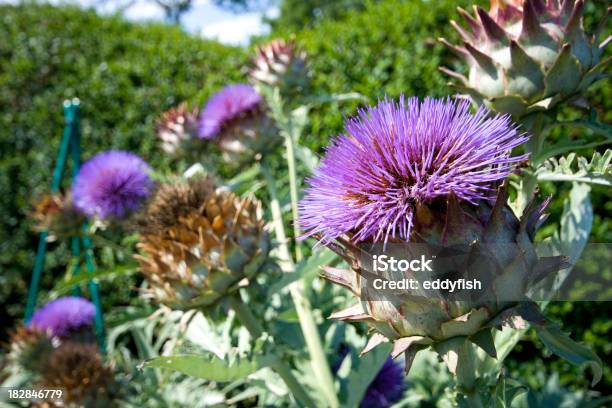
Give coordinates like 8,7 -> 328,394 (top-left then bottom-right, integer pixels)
361,358 -> 405,408
72,150 -> 153,220
198,84 -> 262,139
29,296 -> 96,337
300,96 -> 528,244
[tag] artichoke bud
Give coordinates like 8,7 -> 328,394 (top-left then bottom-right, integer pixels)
217,106 -> 277,163
323,185 -> 569,374
440,0 -> 611,117
249,38 -> 311,95
135,176 -> 270,310
8,326 -> 54,374
156,102 -> 200,155
39,342 -> 118,407
29,193 -> 85,241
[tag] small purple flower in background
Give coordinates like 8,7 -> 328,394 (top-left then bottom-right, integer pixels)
361,358 -> 405,408
300,96 -> 528,244
198,84 -> 262,139
28,296 -> 96,337
332,347 -> 405,408
72,150 -> 153,219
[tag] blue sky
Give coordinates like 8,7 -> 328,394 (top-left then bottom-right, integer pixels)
4,0 -> 278,45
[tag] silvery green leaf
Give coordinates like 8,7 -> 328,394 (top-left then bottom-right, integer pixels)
295,144 -> 320,172
493,375 -> 528,408
536,325 -> 602,386
559,182 -> 593,264
307,92 -> 369,105
548,182 -> 594,298
342,343 -> 392,408
141,353 -> 265,382
185,311 -> 236,358
268,247 -> 337,294
291,105 -> 310,143
536,150 -> 612,186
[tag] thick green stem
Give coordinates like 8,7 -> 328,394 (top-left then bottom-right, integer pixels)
283,132 -> 303,261
228,295 -> 316,408
515,112 -> 546,216
454,342 -> 485,408
262,164 -> 340,408
524,112 -> 546,158
515,170 -> 538,216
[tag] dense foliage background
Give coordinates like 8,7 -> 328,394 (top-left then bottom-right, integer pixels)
1,0 -> 609,398
0,3 -> 246,330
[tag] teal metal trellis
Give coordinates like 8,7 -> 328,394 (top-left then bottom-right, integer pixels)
24,99 -> 105,351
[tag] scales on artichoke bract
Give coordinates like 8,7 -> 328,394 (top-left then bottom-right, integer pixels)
24,98 -> 105,351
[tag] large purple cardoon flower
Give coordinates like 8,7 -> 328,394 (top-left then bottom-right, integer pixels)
198,84 -> 262,139
28,296 -> 96,337
361,358 -> 405,408
72,150 -> 153,219
300,96 -> 528,244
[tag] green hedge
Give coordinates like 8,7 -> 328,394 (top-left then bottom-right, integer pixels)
0,4 -> 246,329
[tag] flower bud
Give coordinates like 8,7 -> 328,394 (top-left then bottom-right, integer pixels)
156,102 -> 200,155
198,84 -> 278,162
39,342 -> 118,406
135,176 -> 270,310
8,326 -> 54,374
440,0 -> 610,117
30,193 -> 85,241
250,38 -> 310,95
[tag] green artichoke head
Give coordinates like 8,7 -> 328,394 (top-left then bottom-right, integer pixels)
440,0 -> 611,117
323,186 -> 568,372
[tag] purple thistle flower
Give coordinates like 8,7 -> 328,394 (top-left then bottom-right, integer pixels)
72,150 -> 153,220
28,296 -> 96,337
300,96 -> 528,244
361,358 -> 405,408
198,84 -> 262,139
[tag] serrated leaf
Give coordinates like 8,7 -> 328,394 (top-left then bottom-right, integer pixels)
536,150 -> 612,186
536,325 -> 602,386
141,353 -> 265,382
